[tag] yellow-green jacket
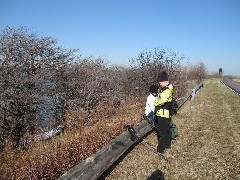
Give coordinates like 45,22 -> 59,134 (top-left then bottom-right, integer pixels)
154,84 -> 175,118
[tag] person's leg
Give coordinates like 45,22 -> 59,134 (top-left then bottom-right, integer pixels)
165,118 -> 172,148
146,111 -> 157,129
157,117 -> 168,153
147,111 -> 155,121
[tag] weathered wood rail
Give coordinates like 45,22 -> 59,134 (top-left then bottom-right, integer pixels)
59,83 -> 203,180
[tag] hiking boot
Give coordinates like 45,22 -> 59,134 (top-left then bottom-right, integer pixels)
165,144 -> 171,149
157,147 -> 165,154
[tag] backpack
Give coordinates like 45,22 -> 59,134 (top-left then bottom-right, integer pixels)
170,123 -> 179,140
169,99 -> 178,116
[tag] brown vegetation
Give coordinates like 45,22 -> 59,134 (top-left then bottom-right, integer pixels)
0,26 -> 207,179
187,61 -> 207,84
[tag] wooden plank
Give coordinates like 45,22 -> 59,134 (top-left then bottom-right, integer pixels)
59,88 -> 195,180
59,121 -> 153,180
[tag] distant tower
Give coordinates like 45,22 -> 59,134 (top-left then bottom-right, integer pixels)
219,68 -> 222,75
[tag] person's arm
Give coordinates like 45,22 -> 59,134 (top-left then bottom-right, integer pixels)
154,89 -> 173,106
149,95 -> 156,112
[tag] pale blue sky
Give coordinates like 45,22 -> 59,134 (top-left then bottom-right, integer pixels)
0,0 -> 240,76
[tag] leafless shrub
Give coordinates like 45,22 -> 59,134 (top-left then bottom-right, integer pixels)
56,58 -> 121,124
187,61 -> 207,83
0,26 -> 194,151
129,47 -> 187,97
63,100 -> 87,130
0,26 -> 76,149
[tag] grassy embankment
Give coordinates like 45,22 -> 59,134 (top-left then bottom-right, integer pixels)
105,79 -> 240,180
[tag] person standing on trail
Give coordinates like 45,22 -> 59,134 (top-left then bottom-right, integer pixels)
154,71 -> 176,153
144,85 -> 159,122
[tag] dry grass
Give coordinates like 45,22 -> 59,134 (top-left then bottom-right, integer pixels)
105,79 -> 240,180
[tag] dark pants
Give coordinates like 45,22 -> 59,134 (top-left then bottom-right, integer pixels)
157,117 -> 172,153
147,111 -> 157,124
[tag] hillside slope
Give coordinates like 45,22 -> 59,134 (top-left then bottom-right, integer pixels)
104,79 -> 240,180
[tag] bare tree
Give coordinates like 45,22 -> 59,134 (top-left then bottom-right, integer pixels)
0,27 -> 76,148
129,47 -> 186,96
187,61 -> 207,83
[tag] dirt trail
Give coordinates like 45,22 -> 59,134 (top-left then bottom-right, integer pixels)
103,79 -> 240,180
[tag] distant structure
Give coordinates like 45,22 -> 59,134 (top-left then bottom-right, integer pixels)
219,68 -> 222,75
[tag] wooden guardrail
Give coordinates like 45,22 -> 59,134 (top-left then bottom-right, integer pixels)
59,120 -> 153,180
59,84 -> 202,180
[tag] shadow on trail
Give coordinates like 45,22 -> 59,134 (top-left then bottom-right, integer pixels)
146,169 -> 165,180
